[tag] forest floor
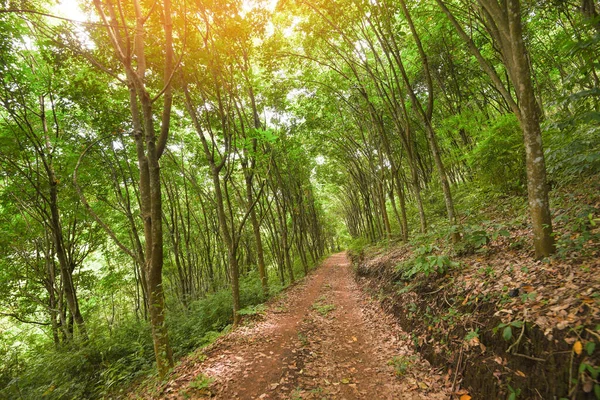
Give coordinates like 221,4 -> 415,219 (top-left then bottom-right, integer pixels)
146,253 -> 449,399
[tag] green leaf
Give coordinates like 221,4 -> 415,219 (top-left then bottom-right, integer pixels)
588,364 -> 599,379
503,326 -> 513,341
569,88 -> 600,101
580,111 -> 600,123
594,383 -> 600,399
511,320 -> 524,328
586,341 -> 596,356
498,229 -> 511,237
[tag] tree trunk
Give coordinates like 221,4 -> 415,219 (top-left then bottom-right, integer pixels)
246,175 -> 268,297
41,96 -> 87,341
436,0 -> 555,257
92,0 -> 176,377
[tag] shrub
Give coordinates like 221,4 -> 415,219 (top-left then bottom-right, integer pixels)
466,114 -> 525,193
347,237 -> 371,255
397,245 -> 459,280
0,319 -> 155,400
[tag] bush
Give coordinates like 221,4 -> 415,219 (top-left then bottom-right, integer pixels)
397,245 -> 459,280
545,124 -> 600,182
0,319 -> 155,400
466,114 -> 525,193
169,271 -> 267,356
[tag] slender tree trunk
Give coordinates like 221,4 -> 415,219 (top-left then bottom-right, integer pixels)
136,92 -> 173,376
394,2 -> 460,240
424,122 -> 460,238
392,175 -> 409,241
407,145 -> 427,234
210,169 -> 242,325
41,97 -> 87,341
246,175 -> 268,297
505,0 -> 555,257
92,0 -> 176,377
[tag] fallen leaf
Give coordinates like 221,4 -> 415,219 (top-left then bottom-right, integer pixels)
521,285 -> 534,293
462,294 -> 470,305
582,379 -> 593,393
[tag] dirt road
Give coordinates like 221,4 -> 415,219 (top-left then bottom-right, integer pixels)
163,252 -> 447,399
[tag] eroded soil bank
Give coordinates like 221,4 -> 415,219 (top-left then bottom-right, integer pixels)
352,245 -> 600,400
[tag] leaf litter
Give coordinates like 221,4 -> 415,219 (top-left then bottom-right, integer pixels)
139,253 -> 448,399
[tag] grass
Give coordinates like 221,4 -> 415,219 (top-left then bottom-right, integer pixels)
312,296 -> 336,316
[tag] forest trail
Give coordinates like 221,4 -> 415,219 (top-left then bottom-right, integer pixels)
163,253 -> 447,399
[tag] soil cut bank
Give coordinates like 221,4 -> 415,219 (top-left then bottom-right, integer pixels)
351,243 -> 600,399
154,252 -> 449,399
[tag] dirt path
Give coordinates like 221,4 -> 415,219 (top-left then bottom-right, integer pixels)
163,253 -> 448,399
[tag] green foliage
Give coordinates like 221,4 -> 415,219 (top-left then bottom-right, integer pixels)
465,114 -> 525,193
397,245 -> 459,280
507,383 -> 522,400
312,296 -> 336,316
188,373 -> 214,390
586,341 -> 596,356
0,319 -> 155,399
452,225 -> 489,255
545,126 -> 600,180
0,271 -> 270,399
494,320 -> 524,341
237,304 -> 267,316
312,302 -> 335,316
347,237 -> 371,255
544,44 -> 600,181
452,223 -> 511,255
169,271 -> 267,356
464,329 -> 480,342
553,204 -> 600,259
2,0 -> 600,398
387,355 -> 417,377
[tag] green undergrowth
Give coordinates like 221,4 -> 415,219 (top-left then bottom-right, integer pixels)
0,260 -> 323,400
351,171 -> 600,265
354,175 -> 600,297
387,355 -> 417,377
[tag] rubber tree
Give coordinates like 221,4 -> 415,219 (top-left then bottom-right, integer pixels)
91,0 -> 176,376
240,48 -> 270,298
436,0 -> 555,258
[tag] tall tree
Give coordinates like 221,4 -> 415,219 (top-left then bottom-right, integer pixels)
436,0 -> 555,257
91,0 -> 177,376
